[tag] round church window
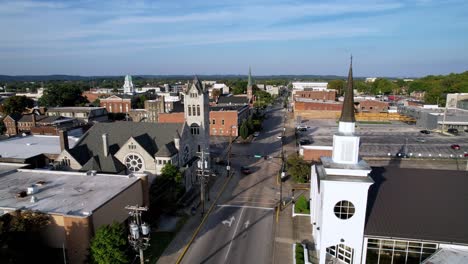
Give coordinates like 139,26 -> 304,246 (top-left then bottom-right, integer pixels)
334,200 -> 355,220
125,154 -> 143,172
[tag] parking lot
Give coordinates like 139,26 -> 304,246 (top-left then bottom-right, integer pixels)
296,120 -> 468,159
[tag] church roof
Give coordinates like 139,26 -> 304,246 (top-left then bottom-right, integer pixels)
67,122 -> 182,173
192,76 -> 205,93
365,167 -> 468,244
339,56 -> 356,123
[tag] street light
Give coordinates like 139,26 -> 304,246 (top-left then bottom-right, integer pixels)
126,205 -> 150,264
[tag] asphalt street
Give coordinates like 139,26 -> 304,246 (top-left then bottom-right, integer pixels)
182,103 -> 287,264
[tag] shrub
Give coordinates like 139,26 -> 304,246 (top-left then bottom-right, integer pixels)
295,243 -> 305,264
295,196 -> 310,214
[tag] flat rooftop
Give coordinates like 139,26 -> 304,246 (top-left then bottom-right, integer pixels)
0,135 -> 78,160
0,169 -> 140,217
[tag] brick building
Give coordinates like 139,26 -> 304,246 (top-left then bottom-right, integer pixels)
145,98 -> 165,123
100,95 -> 131,113
209,105 -> 250,137
3,113 -> 75,136
294,90 -> 337,101
356,100 -> 389,113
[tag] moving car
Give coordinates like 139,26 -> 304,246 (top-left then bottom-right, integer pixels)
415,138 -> 426,143
396,152 -> 408,158
420,130 -> 431,134
241,166 -> 252,174
451,144 -> 461,150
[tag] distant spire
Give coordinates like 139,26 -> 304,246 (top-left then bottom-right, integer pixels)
339,55 -> 356,123
247,66 -> 253,87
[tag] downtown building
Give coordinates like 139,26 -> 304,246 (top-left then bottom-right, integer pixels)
309,59 -> 468,264
55,77 -> 211,190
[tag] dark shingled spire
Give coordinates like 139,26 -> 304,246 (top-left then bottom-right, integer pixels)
193,75 -> 204,93
339,56 -> 356,123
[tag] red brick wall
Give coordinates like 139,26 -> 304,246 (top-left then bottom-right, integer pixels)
295,90 -> 336,101
302,149 -> 332,162
158,113 -> 185,123
100,100 -> 131,113
209,111 -> 239,136
357,100 -> 389,113
294,101 -> 343,111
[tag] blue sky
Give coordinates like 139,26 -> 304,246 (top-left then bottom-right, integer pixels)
0,0 -> 467,77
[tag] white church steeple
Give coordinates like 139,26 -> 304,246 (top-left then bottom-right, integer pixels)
123,75 -> 135,95
309,57 -> 374,264
332,56 -> 361,165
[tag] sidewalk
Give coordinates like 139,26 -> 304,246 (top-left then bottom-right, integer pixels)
272,109 -> 314,264
156,168 -> 232,264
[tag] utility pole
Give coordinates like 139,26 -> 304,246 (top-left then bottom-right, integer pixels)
125,205 -> 150,264
442,106 -> 447,134
227,125 -> 234,177
197,151 -> 211,218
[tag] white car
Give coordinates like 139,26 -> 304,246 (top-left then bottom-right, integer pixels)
253,132 -> 260,137
277,135 -> 283,139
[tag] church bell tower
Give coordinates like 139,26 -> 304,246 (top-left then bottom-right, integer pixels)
310,57 -> 374,264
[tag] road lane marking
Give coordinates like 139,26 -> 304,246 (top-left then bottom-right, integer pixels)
225,207 -> 244,261
217,204 -> 275,210
222,216 -> 235,227
176,168 -> 234,264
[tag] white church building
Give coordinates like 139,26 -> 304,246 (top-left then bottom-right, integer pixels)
309,59 -> 468,264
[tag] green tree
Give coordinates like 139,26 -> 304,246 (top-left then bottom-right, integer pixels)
247,116 -> 254,132
39,85 -> 88,107
161,163 -> 182,184
212,89 -> 221,98
90,222 -> 128,264
286,154 -> 310,183
2,96 -> 34,115
372,78 -> 397,95
240,120 -> 249,139
328,80 -> 345,96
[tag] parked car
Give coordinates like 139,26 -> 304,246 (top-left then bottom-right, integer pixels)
420,130 -> 431,134
396,152 -> 408,158
241,166 -> 252,174
451,144 -> 461,150
253,132 -> 260,137
299,138 -> 312,145
448,128 -> 459,134
464,153 -> 468,157
297,127 -> 307,132
277,135 -> 283,139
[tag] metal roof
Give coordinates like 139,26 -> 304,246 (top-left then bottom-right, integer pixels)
365,167 -> 468,244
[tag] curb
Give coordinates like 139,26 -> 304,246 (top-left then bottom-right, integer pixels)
292,204 -> 310,218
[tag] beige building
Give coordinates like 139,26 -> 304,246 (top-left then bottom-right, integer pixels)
0,167 -> 148,264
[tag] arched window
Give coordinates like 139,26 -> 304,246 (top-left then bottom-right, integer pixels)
190,123 -> 200,135
197,105 -> 201,116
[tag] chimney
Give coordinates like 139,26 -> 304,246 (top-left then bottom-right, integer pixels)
174,130 -> 181,150
59,130 -> 69,151
31,114 -> 36,127
102,133 -> 109,156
